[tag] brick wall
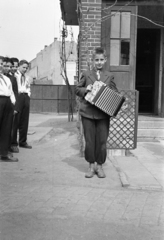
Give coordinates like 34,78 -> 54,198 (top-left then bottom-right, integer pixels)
79,0 -> 102,72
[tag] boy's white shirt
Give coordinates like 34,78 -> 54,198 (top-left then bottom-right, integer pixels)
0,74 -> 16,104
15,70 -> 31,97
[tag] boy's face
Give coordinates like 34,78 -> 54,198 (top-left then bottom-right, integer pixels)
3,61 -> 12,74
19,63 -> 28,75
11,62 -> 19,74
93,53 -> 107,70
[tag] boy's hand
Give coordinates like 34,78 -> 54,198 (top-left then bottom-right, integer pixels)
86,84 -> 93,92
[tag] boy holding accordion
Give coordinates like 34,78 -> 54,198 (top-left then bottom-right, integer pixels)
75,47 -> 118,178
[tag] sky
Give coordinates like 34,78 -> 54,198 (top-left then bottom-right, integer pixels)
0,0 -> 79,61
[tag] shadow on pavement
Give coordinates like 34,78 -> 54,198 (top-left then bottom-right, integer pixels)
62,156 -> 87,173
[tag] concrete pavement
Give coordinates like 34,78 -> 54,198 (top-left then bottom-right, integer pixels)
28,113 -> 164,191
0,112 -> 164,240
28,113 -> 68,143
110,140 -> 164,191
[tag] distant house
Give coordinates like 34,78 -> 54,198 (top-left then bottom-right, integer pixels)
28,38 -> 77,85
60,0 -> 164,117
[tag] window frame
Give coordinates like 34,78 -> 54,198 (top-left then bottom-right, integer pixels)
110,10 -> 131,67
107,6 -> 136,72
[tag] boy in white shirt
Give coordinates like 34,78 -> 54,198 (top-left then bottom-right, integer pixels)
11,60 -> 32,152
0,56 -> 18,162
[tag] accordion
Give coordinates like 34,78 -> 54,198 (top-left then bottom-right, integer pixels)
85,81 -> 125,117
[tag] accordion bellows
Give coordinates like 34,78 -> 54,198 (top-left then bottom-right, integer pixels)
85,81 -> 125,117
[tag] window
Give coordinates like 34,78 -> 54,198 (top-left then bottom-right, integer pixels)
110,11 -> 131,66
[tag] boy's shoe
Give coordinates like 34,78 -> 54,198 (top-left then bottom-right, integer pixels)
0,155 -> 18,162
96,164 -> 106,178
8,151 -> 13,157
19,143 -> 32,149
85,163 -> 95,178
10,146 -> 19,153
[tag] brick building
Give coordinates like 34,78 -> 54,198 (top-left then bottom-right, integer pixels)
60,0 -> 164,117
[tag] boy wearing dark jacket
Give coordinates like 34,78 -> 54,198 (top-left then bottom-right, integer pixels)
75,47 -> 118,178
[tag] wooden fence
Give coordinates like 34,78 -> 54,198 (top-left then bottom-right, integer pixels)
30,85 -> 76,113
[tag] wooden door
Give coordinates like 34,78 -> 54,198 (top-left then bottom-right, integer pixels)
102,5 -> 138,90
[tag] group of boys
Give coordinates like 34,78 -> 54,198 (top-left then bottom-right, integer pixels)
0,56 -> 32,162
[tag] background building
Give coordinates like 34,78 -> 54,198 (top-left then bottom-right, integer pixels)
28,38 -> 77,85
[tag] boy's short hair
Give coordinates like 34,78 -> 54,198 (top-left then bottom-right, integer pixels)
92,47 -> 107,59
0,56 -> 4,61
11,57 -> 19,64
19,60 -> 29,66
3,57 -> 12,64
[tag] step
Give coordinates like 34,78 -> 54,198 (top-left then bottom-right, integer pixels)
138,115 -> 164,121
138,120 -> 164,129
137,116 -> 164,138
138,129 -> 164,138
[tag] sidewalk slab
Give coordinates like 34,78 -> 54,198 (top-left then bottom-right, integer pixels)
29,112 -> 68,127
110,141 -> 164,191
114,156 -> 163,190
27,113 -> 69,143
28,127 -> 52,144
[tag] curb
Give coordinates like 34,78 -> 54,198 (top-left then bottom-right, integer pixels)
108,156 -> 164,191
108,156 -> 130,187
28,127 -> 54,144
128,185 -> 163,191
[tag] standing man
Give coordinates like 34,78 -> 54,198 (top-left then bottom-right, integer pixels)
11,60 -> 32,152
3,58 -> 19,156
0,56 -> 18,162
3,58 -> 19,108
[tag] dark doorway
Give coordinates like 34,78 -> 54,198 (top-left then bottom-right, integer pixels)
136,29 -> 160,114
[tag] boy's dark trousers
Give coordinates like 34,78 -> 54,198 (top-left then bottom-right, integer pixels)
81,116 -> 110,165
12,93 -> 30,146
0,96 -> 13,155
